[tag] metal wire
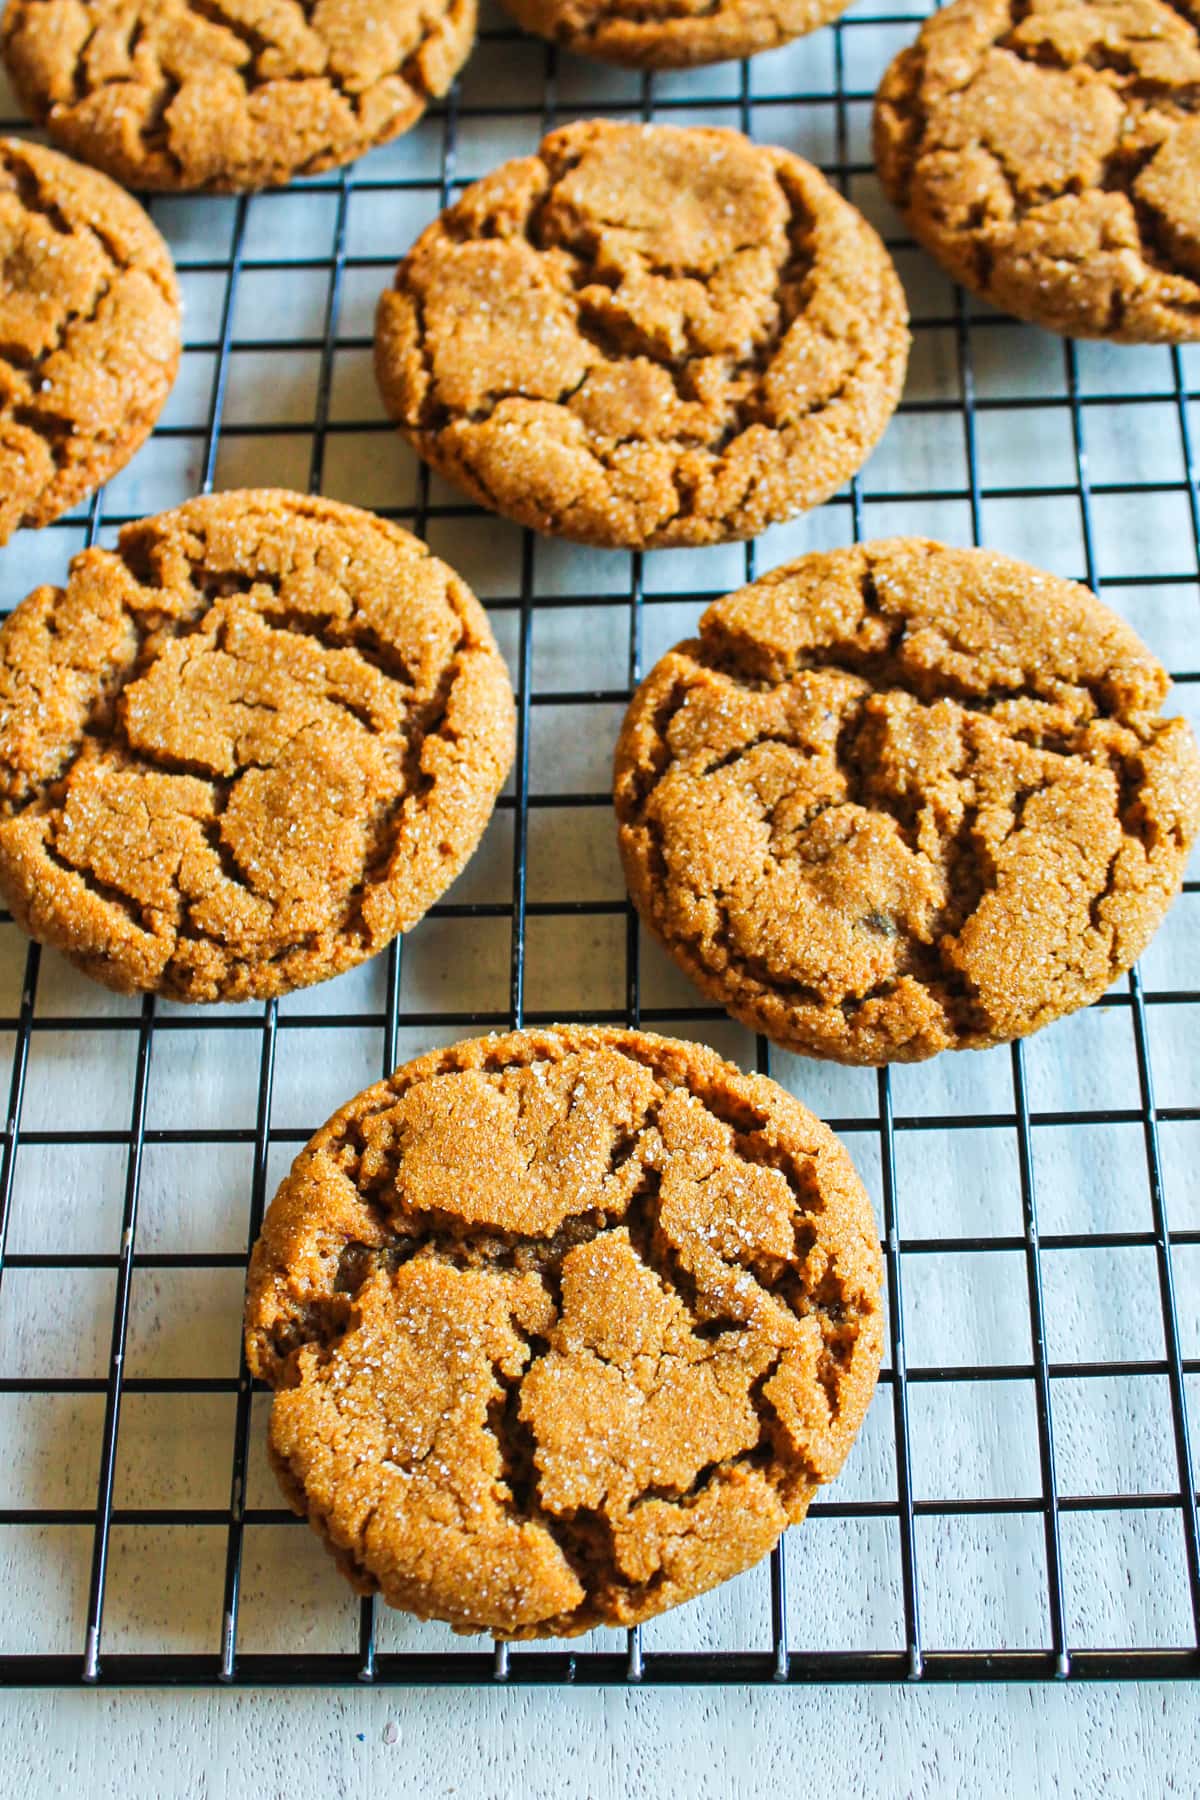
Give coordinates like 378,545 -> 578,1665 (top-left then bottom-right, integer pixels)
0,8 -> 1198,1687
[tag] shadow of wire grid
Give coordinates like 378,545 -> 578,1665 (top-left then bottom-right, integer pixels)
0,0 -> 1197,1689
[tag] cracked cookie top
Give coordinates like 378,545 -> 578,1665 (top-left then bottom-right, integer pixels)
0,489 -> 514,1002
614,539 -> 1200,1064
374,120 -> 910,550
244,1026 -> 883,1638
1,0 -> 476,192
497,0 -> 853,70
0,136 -> 180,544
874,0 -> 1200,342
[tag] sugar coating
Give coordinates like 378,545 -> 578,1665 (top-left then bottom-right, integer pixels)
614,538 -> 1200,1065
374,120 -> 910,551
874,0 -> 1200,342
244,1026 -> 884,1638
499,0 -> 852,70
0,135 -> 180,544
1,0 -> 475,193
0,489 -> 514,1002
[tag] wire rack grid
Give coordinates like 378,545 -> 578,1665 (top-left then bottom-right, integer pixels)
0,0 -> 1197,1691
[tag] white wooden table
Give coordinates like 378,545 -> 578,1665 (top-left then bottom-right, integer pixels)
2,1682 -> 1196,1795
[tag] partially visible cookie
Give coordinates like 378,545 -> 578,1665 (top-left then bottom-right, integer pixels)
499,0 -> 851,69
244,1025 -> 884,1638
1,0 -> 476,192
0,136 -> 180,544
615,540 -> 1200,1065
375,120 -> 910,550
874,0 -> 1200,342
0,490 -> 514,1002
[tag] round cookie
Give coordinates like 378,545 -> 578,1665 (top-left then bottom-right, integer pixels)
244,1025 -> 884,1638
874,0 -> 1200,342
498,0 -> 851,70
614,540 -> 1200,1065
0,489 -> 514,1003
374,120 -> 910,550
1,0 -> 476,193
0,136 -> 180,544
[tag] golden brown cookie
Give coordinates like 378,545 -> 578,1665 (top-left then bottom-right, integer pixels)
0,135 -> 180,544
1,0 -> 476,193
0,489 -> 514,1002
499,0 -> 851,69
244,1025 -> 883,1638
374,120 -> 910,550
874,0 -> 1200,342
614,540 -> 1200,1065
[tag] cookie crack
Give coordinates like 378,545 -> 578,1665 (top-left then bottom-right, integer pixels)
2,148 -> 79,237
478,1270 -> 782,1636
574,0 -> 726,31
0,250 -> 121,433
275,1076 -> 838,1357
182,0 -> 319,78
2,128 -> 169,282
40,825 -> 159,935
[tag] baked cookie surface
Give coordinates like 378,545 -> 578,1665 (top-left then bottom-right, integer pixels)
244,1026 -> 884,1638
374,120 -> 910,550
0,489 -> 514,1002
614,540 -> 1200,1064
499,0 -> 851,69
1,0 -> 476,192
874,0 -> 1200,342
0,135 -> 179,544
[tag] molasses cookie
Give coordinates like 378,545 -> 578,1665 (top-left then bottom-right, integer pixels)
1,0 -> 476,192
874,0 -> 1200,342
244,1025 -> 884,1637
499,0 -> 852,70
0,489 -> 514,1002
374,120 -> 910,549
0,135 -> 180,544
614,540 -> 1200,1064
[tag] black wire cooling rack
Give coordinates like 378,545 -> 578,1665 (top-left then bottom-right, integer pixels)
0,0 -> 1198,1689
